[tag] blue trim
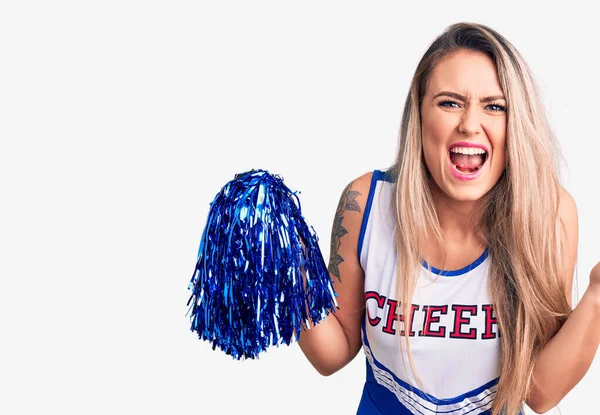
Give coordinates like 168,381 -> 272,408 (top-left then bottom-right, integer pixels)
364,362 -> 497,415
358,169 -> 395,258
364,362 -> 427,415
362,318 -> 499,407
358,171 -> 379,259
378,169 -> 395,183
420,247 -> 489,277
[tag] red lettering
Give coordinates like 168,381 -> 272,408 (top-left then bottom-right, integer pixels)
481,304 -> 499,339
449,305 -> 477,339
365,291 -> 386,326
383,299 -> 399,334
418,305 -> 448,337
400,304 -> 419,337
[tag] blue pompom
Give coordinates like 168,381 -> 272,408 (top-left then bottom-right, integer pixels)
186,169 -> 338,359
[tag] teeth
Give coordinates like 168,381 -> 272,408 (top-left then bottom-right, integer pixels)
449,146 -> 486,155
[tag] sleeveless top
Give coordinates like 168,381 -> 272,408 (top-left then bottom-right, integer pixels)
356,170 -> 504,415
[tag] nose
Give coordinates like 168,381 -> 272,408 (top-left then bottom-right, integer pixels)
458,108 -> 482,136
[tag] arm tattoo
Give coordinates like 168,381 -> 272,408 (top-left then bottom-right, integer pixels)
328,181 -> 361,282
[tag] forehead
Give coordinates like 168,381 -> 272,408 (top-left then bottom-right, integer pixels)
427,50 -> 503,97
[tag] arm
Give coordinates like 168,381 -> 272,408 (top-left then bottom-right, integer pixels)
526,285 -> 600,413
525,189 -> 600,413
297,172 -> 372,376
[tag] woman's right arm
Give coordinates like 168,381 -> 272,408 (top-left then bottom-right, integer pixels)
297,171 -> 373,376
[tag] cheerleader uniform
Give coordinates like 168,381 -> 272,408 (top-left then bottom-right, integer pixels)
356,169 -> 510,415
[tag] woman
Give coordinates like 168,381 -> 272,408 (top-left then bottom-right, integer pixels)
297,22 -> 600,415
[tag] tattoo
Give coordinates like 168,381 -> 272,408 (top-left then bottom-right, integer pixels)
328,181 -> 361,282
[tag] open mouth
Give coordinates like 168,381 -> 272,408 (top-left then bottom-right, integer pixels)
448,147 -> 488,174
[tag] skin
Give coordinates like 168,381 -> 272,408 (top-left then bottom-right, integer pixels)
328,182 -> 361,282
419,49 -> 507,267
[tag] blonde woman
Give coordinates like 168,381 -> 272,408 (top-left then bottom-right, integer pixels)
297,22 -> 600,415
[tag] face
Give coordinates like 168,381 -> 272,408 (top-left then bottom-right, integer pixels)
420,49 -> 507,203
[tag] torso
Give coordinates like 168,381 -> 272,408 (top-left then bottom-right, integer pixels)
355,169 -> 501,415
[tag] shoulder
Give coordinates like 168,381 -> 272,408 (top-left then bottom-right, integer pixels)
330,171 -> 375,253
350,171 -> 374,195
558,186 -> 577,222
335,169 -> 396,225
557,186 -> 579,306
336,171 -> 374,213
339,169 -> 395,201
557,185 -> 578,244
347,170 -> 374,191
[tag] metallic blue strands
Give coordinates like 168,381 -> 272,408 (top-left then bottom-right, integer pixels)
186,169 -> 339,359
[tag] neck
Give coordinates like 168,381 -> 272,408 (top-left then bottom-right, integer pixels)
430,182 -> 484,244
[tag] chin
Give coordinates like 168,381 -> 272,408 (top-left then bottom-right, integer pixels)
431,178 -> 492,203
447,188 -> 487,202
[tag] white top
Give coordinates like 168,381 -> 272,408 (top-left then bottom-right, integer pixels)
356,169 -> 502,415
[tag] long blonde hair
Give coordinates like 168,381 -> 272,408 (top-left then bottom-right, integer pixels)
384,22 -> 573,415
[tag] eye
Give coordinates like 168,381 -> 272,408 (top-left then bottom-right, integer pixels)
487,103 -> 506,112
438,100 -> 460,109
438,100 -> 506,112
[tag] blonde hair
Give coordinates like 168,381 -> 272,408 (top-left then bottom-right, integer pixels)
383,22 -> 573,415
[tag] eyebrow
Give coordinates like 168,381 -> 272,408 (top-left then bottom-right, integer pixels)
433,91 -> 506,103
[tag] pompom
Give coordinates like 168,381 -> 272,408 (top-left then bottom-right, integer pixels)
186,169 -> 338,359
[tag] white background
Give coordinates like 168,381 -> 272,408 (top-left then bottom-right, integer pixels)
1,1 -> 598,414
